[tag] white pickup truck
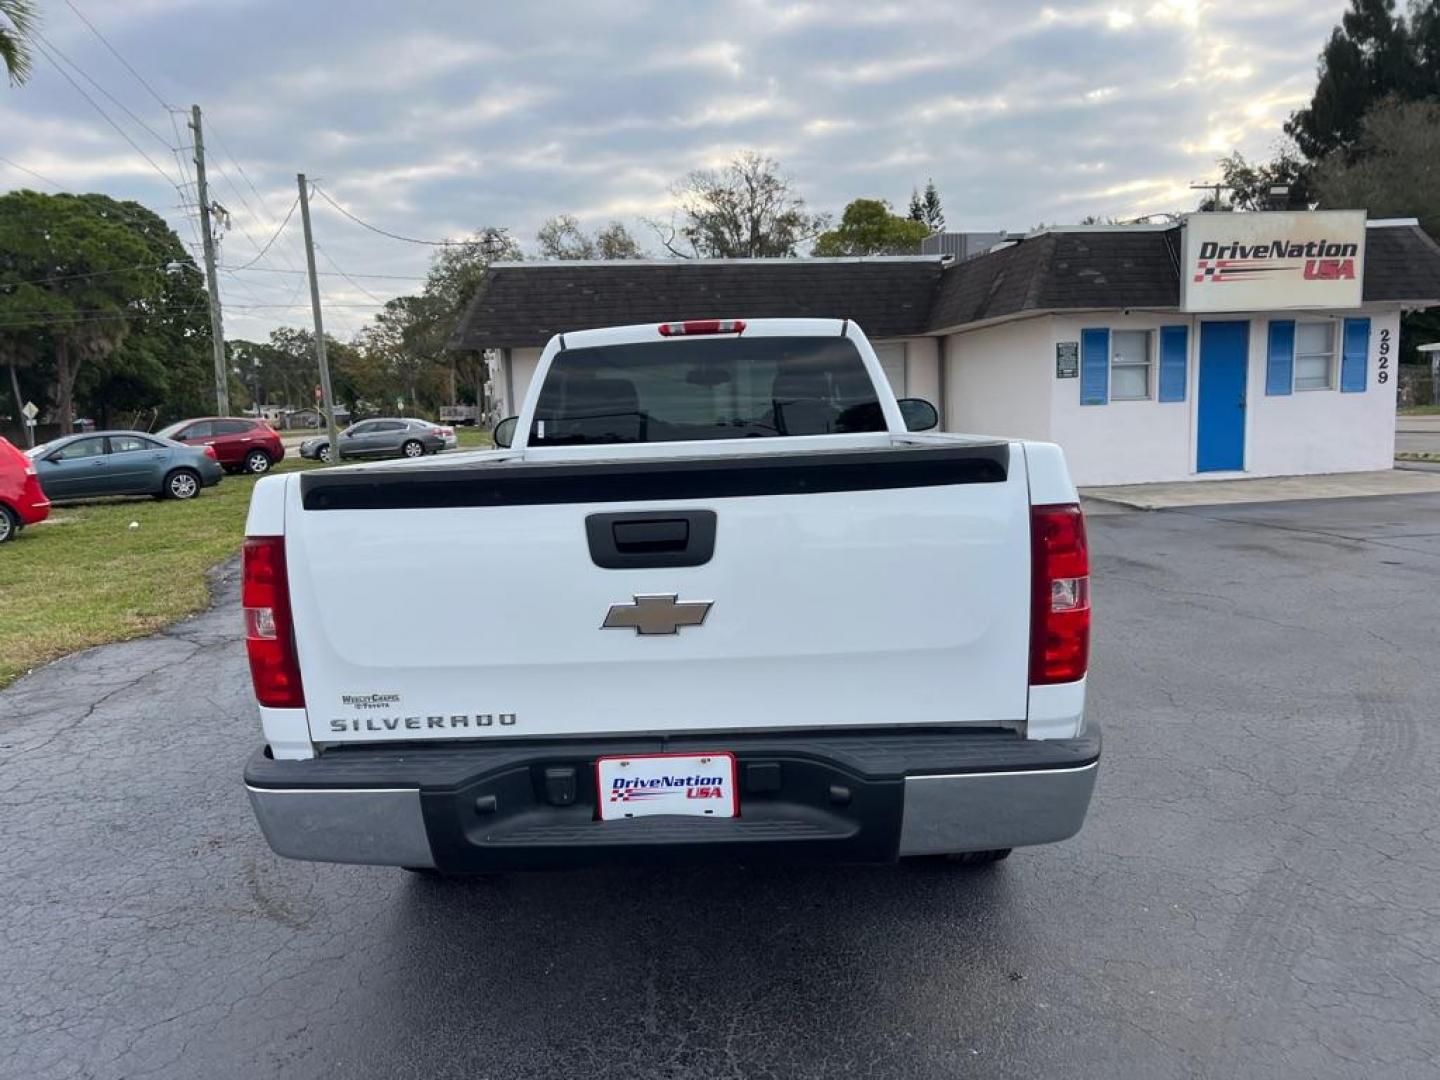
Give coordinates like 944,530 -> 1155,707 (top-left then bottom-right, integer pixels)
242,318 -> 1099,872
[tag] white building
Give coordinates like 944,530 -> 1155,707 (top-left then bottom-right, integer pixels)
452,212 -> 1440,486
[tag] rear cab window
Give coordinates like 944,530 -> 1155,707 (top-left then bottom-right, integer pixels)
528,336 -> 885,446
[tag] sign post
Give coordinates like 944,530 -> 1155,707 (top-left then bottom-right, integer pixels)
20,400 -> 38,449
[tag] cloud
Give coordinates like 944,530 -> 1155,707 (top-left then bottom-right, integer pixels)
1,0 -> 1349,339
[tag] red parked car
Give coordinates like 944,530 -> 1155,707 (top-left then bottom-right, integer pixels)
0,436 -> 50,543
156,417 -> 286,475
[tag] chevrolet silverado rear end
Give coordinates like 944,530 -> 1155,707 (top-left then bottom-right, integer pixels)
242,318 -> 1099,872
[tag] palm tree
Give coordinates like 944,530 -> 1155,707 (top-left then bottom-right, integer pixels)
1,0 -> 38,86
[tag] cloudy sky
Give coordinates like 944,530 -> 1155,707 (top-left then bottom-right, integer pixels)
2,0 -> 1344,339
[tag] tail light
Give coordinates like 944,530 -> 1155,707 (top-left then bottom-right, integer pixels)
203,445 -> 218,460
658,319 -> 746,336
1029,504 -> 1090,684
243,536 -> 305,708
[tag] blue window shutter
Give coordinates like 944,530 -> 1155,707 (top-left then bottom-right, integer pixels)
1080,328 -> 1109,405
1158,325 -> 1188,402
1266,321 -> 1294,396
1341,317 -> 1370,393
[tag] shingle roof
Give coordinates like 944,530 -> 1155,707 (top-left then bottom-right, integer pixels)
1363,224 -> 1440,301
450,259 -> 945,349
451,224 -> 1440,349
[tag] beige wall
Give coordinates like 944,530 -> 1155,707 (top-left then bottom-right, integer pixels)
943,318 -> 1054,441
872,337 -> 940,406
1048,309 -> 1401,485
502,347 -> 543,415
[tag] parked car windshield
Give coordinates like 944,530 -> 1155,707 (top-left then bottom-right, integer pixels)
528,336 -> 885,445
155,421 -> 188,439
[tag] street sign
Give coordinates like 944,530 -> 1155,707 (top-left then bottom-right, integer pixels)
21,400 -> 38,420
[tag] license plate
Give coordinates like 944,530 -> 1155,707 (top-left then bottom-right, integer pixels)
596,752 -> 738,820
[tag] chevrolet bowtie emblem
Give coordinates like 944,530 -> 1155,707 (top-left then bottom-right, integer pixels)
602,594 -> 713,636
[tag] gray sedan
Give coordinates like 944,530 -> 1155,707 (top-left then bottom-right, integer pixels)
299,418 -> 456,464
28,431 -> 224,501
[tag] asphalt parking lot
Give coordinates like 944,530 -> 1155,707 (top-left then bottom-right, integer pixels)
4,494 -> 1440,1080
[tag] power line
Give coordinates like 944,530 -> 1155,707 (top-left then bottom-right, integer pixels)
0,297 -> 384,331
222,266 -> 309,310
224,195 -> 301,271
28,28 -> 175,152
0,154 -> 208,257
0,156 -> 71,192
62,0 -> 173,110
310,184 -> 470,247
0,299 -> 209,330
167,111 -> 208,258
209,162 -> 293,267
314,245 -> 389,305
24,34 -> 185,192
0,262 -> 175,288
218,264 -> 426,282
204,121 -> 287,230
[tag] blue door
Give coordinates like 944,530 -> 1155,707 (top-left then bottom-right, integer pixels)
1197,321 -> 1248,472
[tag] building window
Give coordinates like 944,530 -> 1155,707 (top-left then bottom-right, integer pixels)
1110,330 -> 1153,400
1293,321 -> 1336,390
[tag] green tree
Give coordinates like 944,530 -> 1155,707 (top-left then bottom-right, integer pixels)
595,221 -> 644,260
1311,99 -> 1440,362
907,188 -> 925,224
537,215 -> 645,260
423,228 -> 521,410
0,191 -> 166,430
656,151 -> 828,258
1,0 -> 37,86
812,198 -> 930,256
1197,150 -> 1314,211
1286,0 -> 1420,160
921,178 -> 944,231
536,214 -> 596,260
81,199 -> 214,425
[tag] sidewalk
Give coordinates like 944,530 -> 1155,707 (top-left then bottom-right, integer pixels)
1082,468 -> 1440,510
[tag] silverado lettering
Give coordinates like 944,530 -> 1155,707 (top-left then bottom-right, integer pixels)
328,713 -> 517,733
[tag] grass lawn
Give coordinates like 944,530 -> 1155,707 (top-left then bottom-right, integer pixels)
1399,405 -> 1440,416
456,426 -> 495,450
0,458 -> 315,688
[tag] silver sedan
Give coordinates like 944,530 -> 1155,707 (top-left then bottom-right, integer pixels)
299,419 -> 457,464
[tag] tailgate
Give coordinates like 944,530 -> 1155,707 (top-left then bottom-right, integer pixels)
285,443 -> 1032,745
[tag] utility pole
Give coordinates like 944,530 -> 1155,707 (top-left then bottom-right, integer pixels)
297,174 -> 342,464
1190,180 -> 1226,211
189,105 -> 230,416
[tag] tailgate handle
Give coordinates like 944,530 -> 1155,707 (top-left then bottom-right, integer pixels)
586,510 -> 717,569
613,519 -> 688,551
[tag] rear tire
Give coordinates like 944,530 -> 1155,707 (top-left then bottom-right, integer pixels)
0,505 -> 18,543
163,468 -> 201,500
243,449 -> 273,474
401,439 -> 424,459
